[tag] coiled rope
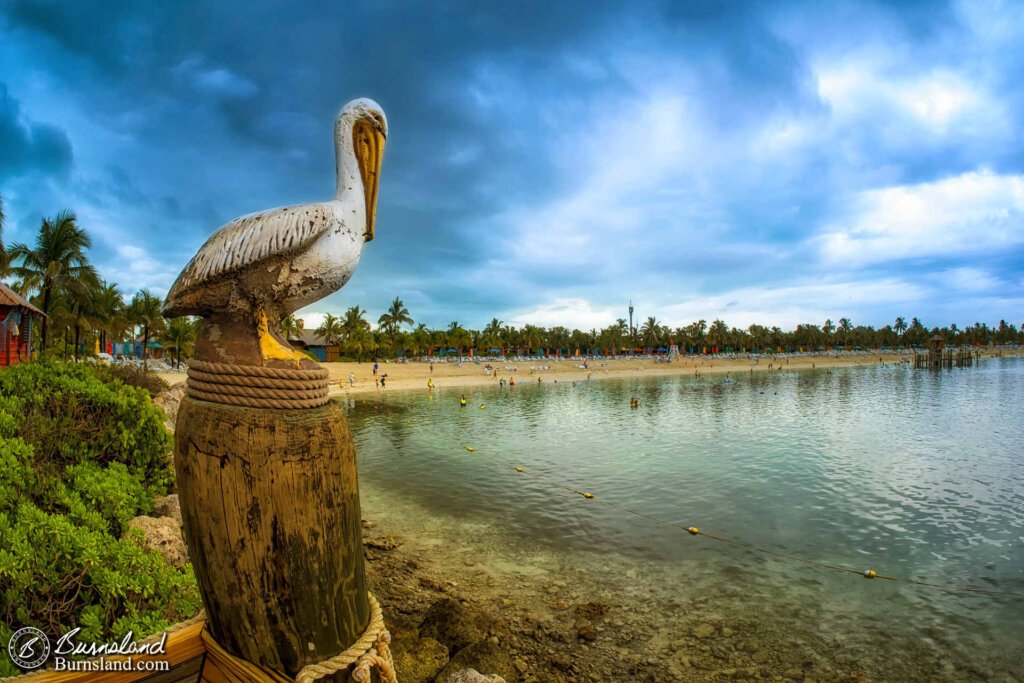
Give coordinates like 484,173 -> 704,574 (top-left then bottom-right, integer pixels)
201,593 -> 397,683
466,447 -> 1024,599
186,359 -> 330,409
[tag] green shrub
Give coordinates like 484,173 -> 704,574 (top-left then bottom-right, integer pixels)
0,362 -> 196,674
94,364 -> 170,398
0,505 -> 201,673
0,361 -> 173,490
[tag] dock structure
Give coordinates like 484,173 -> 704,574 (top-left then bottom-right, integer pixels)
914,335 -> 976,369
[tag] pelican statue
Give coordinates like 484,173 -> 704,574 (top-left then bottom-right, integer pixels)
163,98 -> 387,367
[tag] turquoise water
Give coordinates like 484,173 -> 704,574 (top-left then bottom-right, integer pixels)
347,358 -> 1024,673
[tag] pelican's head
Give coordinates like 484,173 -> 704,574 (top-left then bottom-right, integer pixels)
336,98 -> 387,242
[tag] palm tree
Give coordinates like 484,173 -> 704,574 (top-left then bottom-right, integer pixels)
822,319 -> 835,346
340,306 -> 370,348
838,317 -> 852,348
640,316 -> 660,349
67,282 -> 98,361
127,289 -> 165,370
161,317 -> 198,368
92,281 -> 124,353
316,313 -> 344,350
707,319 -> 729,351
8,210 -> 98,348
344,326 -> 375,362
377,297 -> 413,336
279,315 -> 302,341
894,316 -> 907,346
445,322 -> 472,357
409,323 -> 430,356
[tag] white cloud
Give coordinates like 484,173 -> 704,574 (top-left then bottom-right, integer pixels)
656,277 -> 929,330
819,170 -> 1024,266
506,298 -> 621,330
172,57 -> 258,98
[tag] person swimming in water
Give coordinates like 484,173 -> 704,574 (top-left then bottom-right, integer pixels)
460,394 -> 467,407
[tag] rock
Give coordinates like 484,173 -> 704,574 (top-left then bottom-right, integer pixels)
434,641 -> 517,683
692,623 -> 716,639
721,627 -> 734,638
390,634 -> 448,683
420,577 -> 444,591
365,535 -> 401,550
153,385 -> 186,430
125,516 -> 188,568
420,598 -> 508,654
576,623 -> 597,641
152,494 -> 182,527
574,602 -> 610,622
548,653 -> 573,671
442,669 -> 506,683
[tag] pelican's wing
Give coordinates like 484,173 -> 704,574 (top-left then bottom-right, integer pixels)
164,203 -> 332,315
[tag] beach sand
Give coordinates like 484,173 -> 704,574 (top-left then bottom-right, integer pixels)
156,350 -> 992,394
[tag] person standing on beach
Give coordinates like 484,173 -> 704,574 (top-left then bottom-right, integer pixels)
428,378 -> 434,391
373,362 -> 378,375
381,375 -> 386,389
349,372 -> 355,386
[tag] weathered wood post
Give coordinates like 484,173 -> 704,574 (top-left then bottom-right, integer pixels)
163,98 -> 392,681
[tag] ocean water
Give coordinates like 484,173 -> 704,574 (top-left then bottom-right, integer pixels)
346,358 -> 1024,676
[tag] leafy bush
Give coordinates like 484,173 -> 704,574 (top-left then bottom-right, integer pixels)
94,364 -> 170,398
0,361 -> 173,490
0,362 -> 197,674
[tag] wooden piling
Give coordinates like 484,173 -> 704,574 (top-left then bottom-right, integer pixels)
173,396 -> 368,677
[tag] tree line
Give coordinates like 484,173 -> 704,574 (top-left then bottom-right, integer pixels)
1,201 -> 1021,366
285,311 -> 1023,360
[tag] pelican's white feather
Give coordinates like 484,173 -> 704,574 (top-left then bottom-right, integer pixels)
168,203 -> 331,300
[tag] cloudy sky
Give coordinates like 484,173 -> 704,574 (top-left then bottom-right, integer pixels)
1,1 -> 1022,332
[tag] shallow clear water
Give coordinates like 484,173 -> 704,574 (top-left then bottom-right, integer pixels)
347,358 -> 1024,671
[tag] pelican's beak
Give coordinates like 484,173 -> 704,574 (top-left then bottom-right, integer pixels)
354,119 -> 386,242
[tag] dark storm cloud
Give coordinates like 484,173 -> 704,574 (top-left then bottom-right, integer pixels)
1,0 -> 1022,329
0,83 -> 72,180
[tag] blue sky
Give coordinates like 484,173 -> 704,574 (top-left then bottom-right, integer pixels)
1,1 -> 1022,332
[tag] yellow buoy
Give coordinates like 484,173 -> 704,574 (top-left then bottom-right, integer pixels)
480,404 -> 485,409
688,527 -> 700,535
516,467 -> 523,472
465,446 -> 474,452
584,492 -> 594,499
863,570 -> 876,579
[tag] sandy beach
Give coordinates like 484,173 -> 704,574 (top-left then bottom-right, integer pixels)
156,349 -> 1022,395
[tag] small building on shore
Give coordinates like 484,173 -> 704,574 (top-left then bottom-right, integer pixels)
288,328 -> 337,362
0,282 -> 45,367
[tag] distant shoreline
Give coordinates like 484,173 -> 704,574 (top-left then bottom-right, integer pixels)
155,348 -> 1022,397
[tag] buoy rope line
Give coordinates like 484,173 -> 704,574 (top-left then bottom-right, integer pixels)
186,360 -> 330,409
463,447 -> 1024,599
200,593 -> 397,683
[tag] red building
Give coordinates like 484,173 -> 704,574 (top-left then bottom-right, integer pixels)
0,282 -> 45,367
